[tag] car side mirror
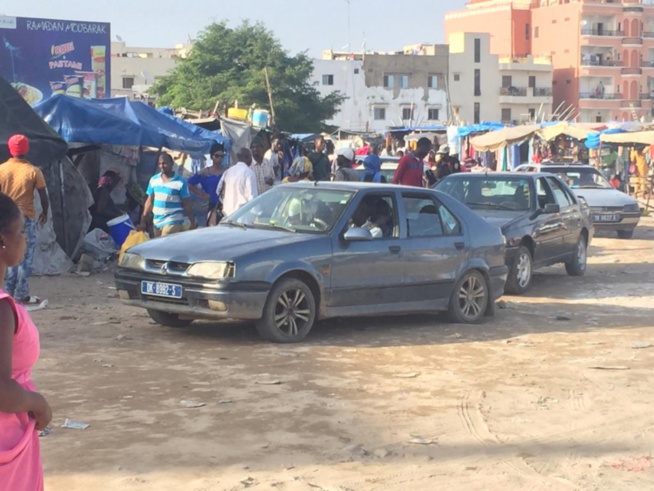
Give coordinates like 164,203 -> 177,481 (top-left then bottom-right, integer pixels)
543,203 -> 560,214
343,227 -> 373,241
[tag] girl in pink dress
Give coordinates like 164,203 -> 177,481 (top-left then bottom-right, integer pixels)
0,192 -> 52,490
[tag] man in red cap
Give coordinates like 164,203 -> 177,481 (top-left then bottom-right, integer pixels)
0,134 -> 49,308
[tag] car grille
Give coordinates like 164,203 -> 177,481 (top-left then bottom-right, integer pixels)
145,259 -> 191,275
590,206 -> 622,212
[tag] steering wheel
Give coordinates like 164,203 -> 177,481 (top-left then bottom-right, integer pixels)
311,218 -> 329,230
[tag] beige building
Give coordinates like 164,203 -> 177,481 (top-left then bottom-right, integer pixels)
110,41 -> 191,99
448,32 -> 553,125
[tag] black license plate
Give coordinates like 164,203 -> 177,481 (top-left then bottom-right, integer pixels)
591,214 -> 619,222
140,281 -> 183,299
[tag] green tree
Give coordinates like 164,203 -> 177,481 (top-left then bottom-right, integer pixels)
152,21 -> 345,132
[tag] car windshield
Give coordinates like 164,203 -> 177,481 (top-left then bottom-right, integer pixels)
224,186 -> 355,234
436,176 -> 533,211
547,168 -> 612,189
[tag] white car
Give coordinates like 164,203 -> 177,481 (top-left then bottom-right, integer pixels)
516,162 -> 640,238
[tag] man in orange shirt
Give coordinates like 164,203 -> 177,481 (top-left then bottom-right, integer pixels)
0,135 -> 49,308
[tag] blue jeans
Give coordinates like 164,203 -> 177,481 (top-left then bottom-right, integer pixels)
6,217 -> 37,301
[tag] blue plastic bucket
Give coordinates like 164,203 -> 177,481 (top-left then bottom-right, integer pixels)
107,214 -> 135,247
252,109 -> 269,128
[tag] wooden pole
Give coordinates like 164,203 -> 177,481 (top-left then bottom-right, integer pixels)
264,67 -> 276,126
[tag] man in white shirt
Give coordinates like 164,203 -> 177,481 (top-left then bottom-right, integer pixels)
251,140 -> 275,194
216,148 -> 258,217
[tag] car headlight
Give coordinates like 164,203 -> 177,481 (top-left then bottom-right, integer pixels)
623,204 -> 640,213
119,252 -> 145,270
186,261 -> 235,279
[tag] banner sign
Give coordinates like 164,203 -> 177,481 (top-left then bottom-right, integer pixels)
0,16 -> 110,105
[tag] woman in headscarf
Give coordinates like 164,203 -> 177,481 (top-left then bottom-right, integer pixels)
88,170 -> 123,233
283,157 -> 313,183
188,143 -> 226,226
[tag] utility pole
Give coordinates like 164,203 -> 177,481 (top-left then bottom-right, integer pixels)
264,67 -> 276,126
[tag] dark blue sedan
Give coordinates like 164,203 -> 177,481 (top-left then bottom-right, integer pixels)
115,182 -> 508,343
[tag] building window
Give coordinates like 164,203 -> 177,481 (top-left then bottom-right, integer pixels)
474,38 -> 481,63
373,107 -> 386,120
535,26 -> 539,38
474,69 -> 481,96
502,75 -> 512,87
528,108 -> 536,120
453,73 -> 461,82
322,74 -> 334,86
428,108 -> 440,120
474,102 -> 481,124
526,23 -> 530,39
427,74 -> 440,89
399,74 -> 409,88
383,74 -> 395,88
122,77 -> 135,89
354,68 -> 360,74
501,108 -> 512,123
402,107 -> 414,120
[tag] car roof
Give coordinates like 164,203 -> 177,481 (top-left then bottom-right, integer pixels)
540,163 -> 596,170
278,181 -> 430,192
441,171 -> 555,179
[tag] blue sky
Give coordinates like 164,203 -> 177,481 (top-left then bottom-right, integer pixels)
6,0 -> 468,56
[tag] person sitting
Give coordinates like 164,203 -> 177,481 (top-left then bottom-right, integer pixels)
89,170 -> 123,233
363,198 -> 393,238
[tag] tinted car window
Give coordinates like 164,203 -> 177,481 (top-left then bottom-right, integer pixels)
536,177 -> 556,208
436,176 -> 532,212
402,194 -> 461,237
347,193 -> 398,239
546,177 -> 573,208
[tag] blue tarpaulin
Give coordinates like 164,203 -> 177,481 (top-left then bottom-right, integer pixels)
457,122 -> 505,138
585,128 -> 625,150
34,95 -> 228,156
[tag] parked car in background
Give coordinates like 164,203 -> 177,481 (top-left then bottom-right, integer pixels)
115,182 -> 508,343
354,157 -> 399,182
435,172 -> 594,294
516,162 -> 641,238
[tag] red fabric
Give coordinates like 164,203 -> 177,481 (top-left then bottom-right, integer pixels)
393,153 -> 424,187
7,135 -> 29,157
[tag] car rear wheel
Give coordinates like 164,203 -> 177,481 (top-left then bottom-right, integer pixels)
617,229 -> 634,239
506,246 -> 532,295
565,235 -> 587,276
448,270 -> 489,324
255,278 -> 316,343
147,309 -> 193,328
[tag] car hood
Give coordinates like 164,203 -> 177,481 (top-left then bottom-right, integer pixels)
572,188 -> 638,207
128,226 -> 320,262
471,210 -> 527,231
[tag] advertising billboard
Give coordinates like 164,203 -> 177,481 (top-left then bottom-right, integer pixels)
0,16 -> 110,105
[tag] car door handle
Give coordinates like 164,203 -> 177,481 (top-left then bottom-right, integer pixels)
389,245 -> 401,254
454,241 -> 465,250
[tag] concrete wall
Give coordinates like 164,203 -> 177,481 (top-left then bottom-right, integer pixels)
111,56 -> 176,98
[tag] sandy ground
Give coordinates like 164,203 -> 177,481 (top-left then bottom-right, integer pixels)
28,217 -> 654,491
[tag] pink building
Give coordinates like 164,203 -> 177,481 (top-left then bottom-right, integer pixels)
445,0 -> 654,122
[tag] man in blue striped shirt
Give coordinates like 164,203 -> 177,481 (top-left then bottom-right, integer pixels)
139,153 -> 197,236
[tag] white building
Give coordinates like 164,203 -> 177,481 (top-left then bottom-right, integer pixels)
110,41 -> 191,99
312,46 -> 449,133
448,32 -> 553,125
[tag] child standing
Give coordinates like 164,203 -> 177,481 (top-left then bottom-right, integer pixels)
0,192 -> 52,490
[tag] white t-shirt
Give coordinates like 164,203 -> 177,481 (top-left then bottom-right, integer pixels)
216,162 -> 259,217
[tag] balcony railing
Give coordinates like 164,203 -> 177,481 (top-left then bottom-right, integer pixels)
500,87 -> 527,96
622,37 -> 643,45
533,87 -> 553,97
580,58 -> 623,67
621,67 -> 642,75
581,29 -> 623,37
643,32 -> 654,38
621,99 -> 642,107
579,92 -> 621,99
640,93 -> 653,99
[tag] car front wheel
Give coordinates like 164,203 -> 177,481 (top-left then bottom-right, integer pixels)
506,246 -> 532,295
255,278 -> 316,343
147,309 -> 193,328
449,270 -> 489,324
565,235 -> 587,276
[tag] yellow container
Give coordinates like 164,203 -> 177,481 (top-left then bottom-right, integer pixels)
227,107 -> 248,121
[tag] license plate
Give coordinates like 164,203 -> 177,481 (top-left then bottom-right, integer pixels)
591,214 -> 620,222
140,281 -> 183,299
